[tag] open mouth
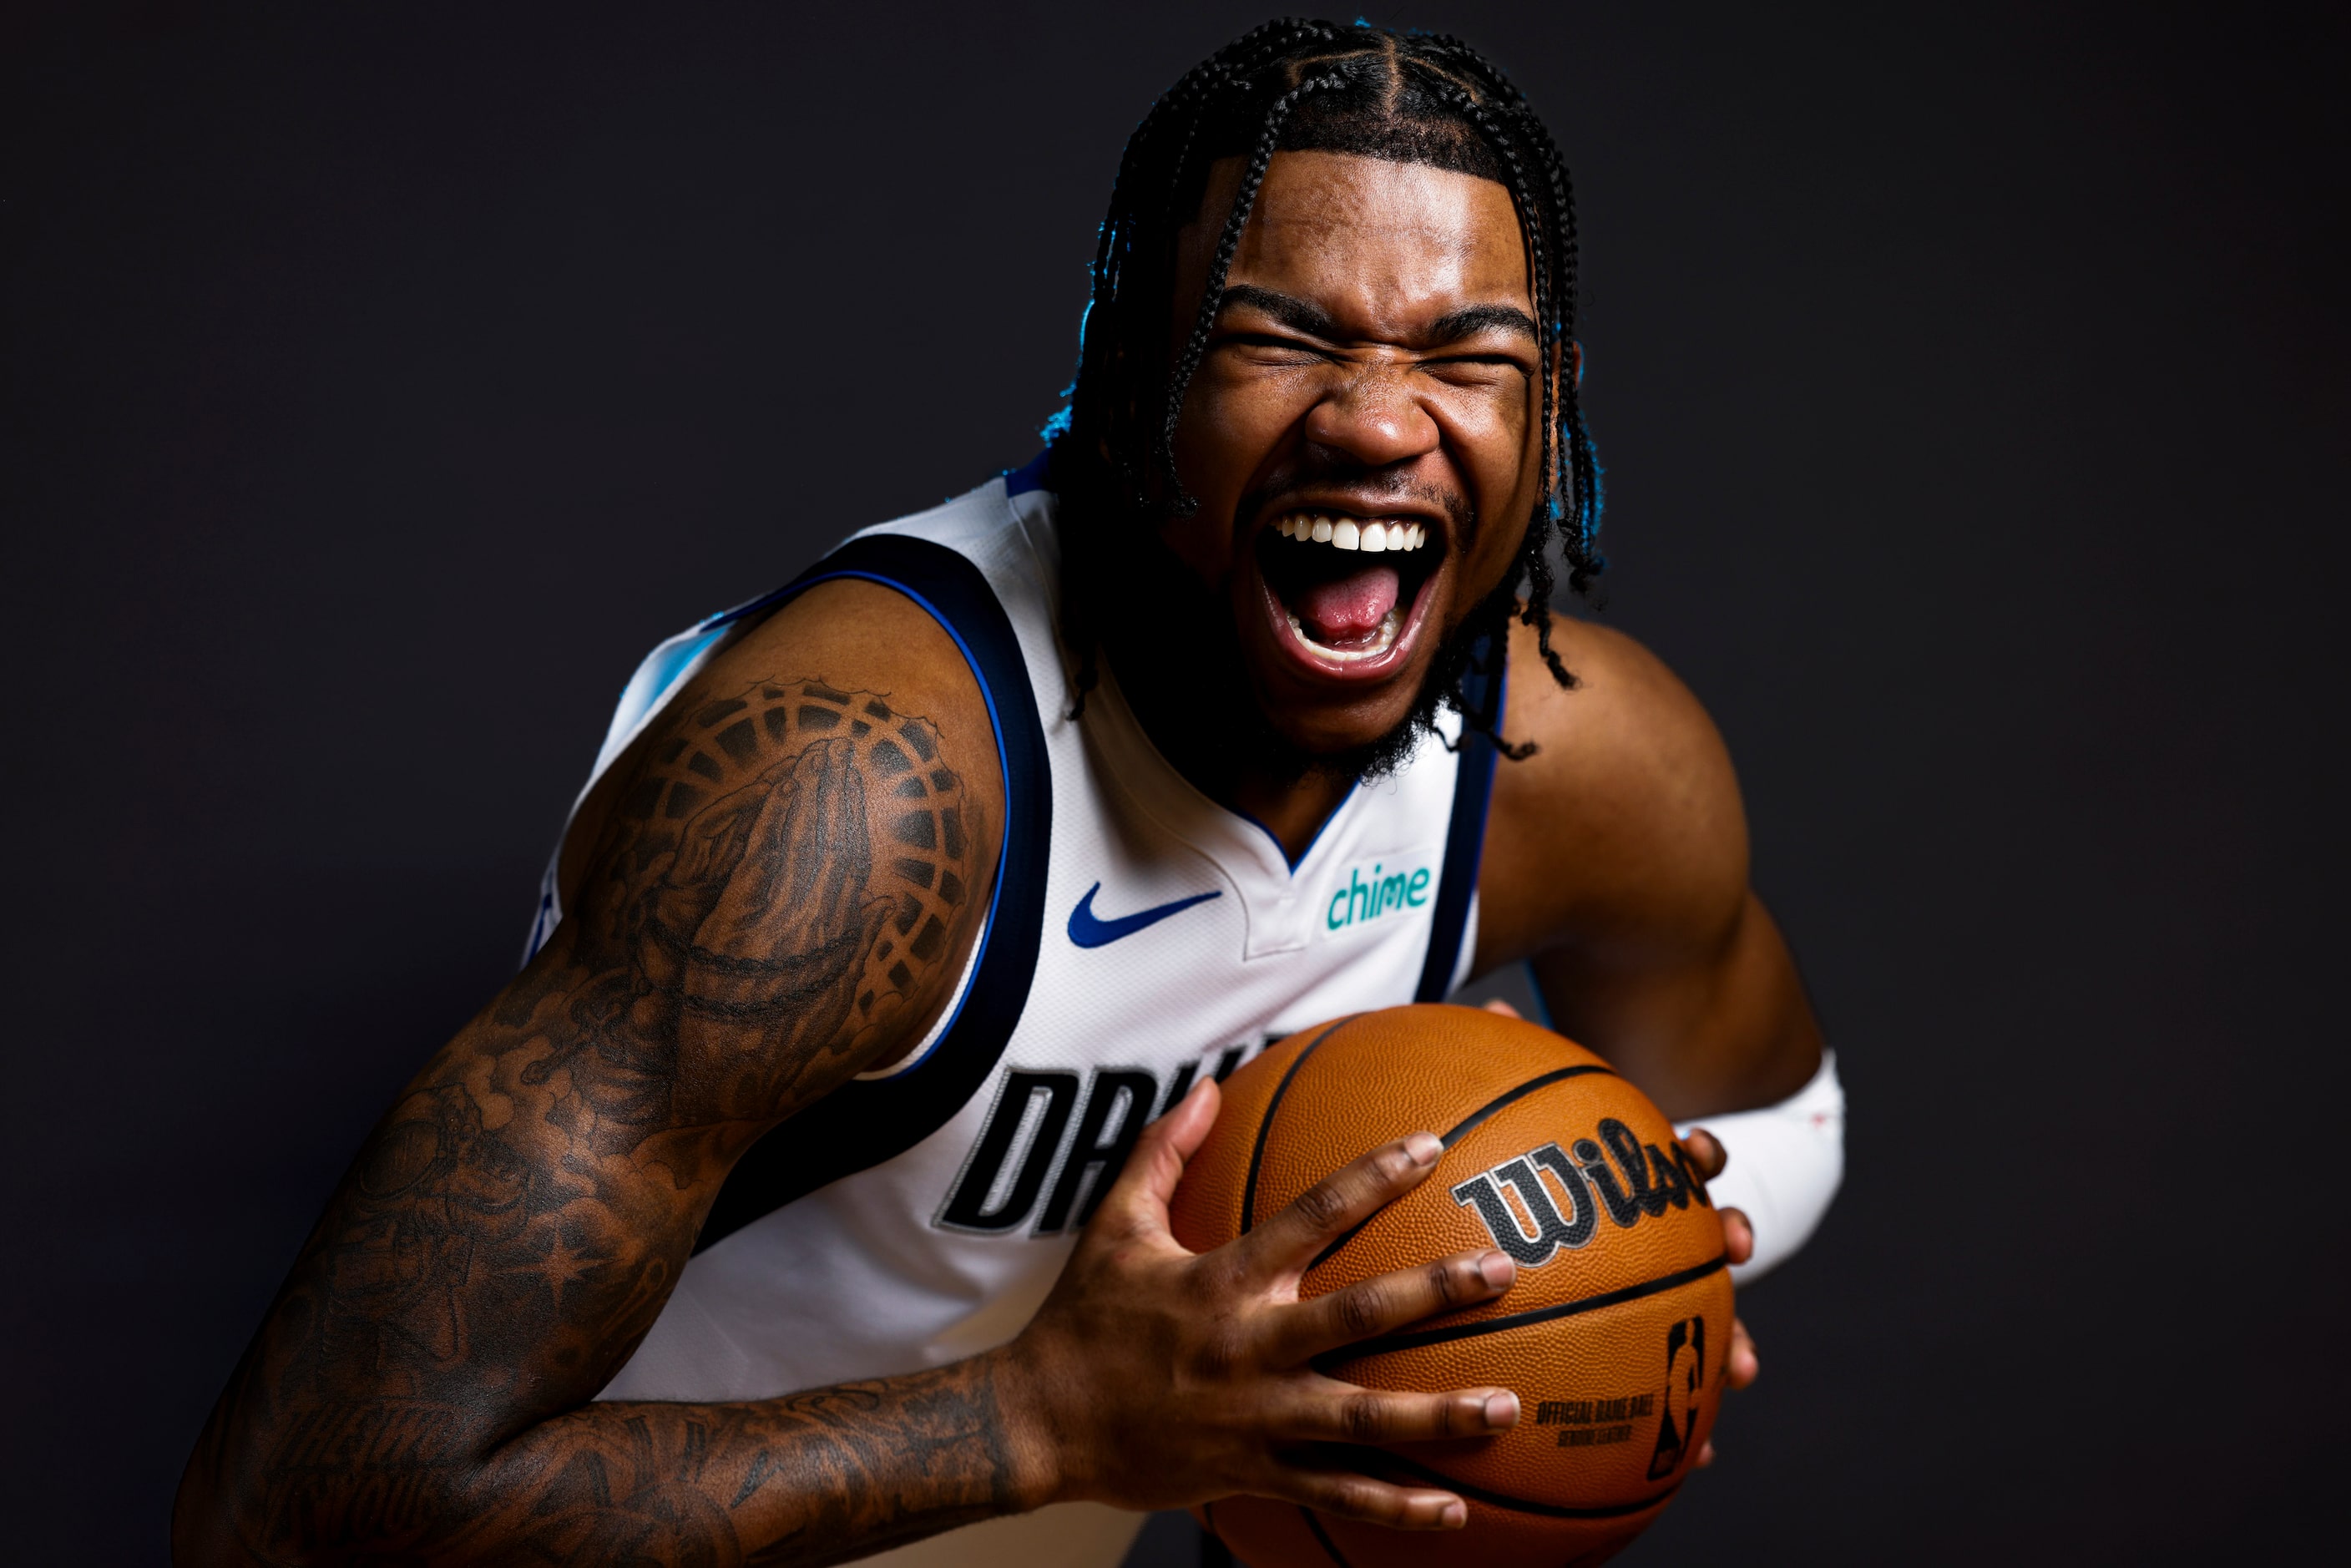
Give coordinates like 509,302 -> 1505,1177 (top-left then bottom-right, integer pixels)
1255,508 -> 1443,673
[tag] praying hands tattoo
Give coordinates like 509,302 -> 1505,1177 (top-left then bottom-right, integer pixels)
175,676 -> 1009,1568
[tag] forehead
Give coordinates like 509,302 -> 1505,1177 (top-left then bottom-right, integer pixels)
1192,149 -> 1532,321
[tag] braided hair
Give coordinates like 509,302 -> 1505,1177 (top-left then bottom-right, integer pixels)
1048,18 -> 1605,751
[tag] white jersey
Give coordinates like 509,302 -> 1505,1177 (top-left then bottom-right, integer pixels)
523,454 -> 1504,1565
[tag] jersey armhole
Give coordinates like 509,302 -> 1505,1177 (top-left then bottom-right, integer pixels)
774,565 -> 1012,1081
690,533 -> 1054,1254
1415,630 -> 1507,1002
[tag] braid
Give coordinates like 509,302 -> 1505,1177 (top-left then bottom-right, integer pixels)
1408,43 -> 1600,700
1155,68 -> 1352,513
1054,18 -> 1606,741
1059,19 -> 1341,712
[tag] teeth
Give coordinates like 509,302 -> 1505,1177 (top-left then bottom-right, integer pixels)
1285,606 -> 1404,661
1272,513 -> 1430,552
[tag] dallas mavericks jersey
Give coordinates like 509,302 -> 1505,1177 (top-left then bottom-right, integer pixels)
523,453 -> 1502,1564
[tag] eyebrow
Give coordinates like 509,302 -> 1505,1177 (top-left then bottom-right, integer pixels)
1216,285 -> 1540,349
1427,303 -> 1542,344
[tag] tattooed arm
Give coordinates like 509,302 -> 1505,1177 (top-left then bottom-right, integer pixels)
174,583 -> 1043,1566
179,580 -> 1534,1565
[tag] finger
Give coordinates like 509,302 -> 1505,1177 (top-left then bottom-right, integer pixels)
1719,1206 -> 1754,1267
1696,1437 -> 1716,1468
1681,1126 -> 1727,1181
1479,997 -> 1521,1018
1236,1131 -> 1443,1280
1088,1077 -> 1220,1245
1272,1381 -> 1520,1446
1727,1315 -> 1760,1390
1260,1465 -> 1468,1531
1275,1249 -> 1514,1363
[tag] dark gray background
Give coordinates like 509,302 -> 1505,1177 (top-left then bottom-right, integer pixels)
3,3 -> 2343,1562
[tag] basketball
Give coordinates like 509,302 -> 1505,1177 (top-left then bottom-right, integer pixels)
1169,1004 -> 1734,1568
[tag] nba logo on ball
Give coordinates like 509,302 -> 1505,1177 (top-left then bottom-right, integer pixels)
1646,1317 -> 1706,1481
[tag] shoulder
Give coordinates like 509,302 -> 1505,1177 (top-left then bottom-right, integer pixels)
550,577 -> 1006,1076
559,578 -> 1005,904
1475,613 -> 1748,967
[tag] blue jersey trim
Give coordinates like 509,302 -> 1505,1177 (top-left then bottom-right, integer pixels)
1415,633 -> 1507,1003
1004,448 -> 1054,497
1520,959 -> 1558,1029
779,568 -> 1009,1075
1234,788 -> 1353,875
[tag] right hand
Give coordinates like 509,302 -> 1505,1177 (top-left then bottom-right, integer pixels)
1000,1077 -> 1521,1530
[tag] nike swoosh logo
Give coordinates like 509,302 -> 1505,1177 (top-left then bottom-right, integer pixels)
1066,883 -> 1224,949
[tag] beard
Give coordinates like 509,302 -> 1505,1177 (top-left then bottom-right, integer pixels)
1093,524 -> 1515,790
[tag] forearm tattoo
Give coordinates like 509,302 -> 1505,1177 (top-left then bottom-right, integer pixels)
179,679 -> 1010,1566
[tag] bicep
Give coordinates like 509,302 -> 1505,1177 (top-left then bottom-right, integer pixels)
1529,891 -> 1821,1121
1479,617 -> 1818,1118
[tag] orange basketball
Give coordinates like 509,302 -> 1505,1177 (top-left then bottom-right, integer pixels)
1169,1004 -> 1733,1568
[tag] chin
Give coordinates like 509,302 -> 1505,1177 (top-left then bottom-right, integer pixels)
1256,679 -> 1428,756
1236,644 -> 1465,786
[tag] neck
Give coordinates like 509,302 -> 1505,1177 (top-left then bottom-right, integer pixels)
1101,633 -> 1354,865
1229,769 -> 1356,865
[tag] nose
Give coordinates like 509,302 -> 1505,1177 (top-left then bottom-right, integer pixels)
1302,361 -> 1439,470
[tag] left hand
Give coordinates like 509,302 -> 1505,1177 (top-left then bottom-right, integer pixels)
1674,1124 -> 1757,1465
1479,997 -> 1761,1466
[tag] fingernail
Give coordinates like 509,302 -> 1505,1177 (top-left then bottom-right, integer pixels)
1484,1391 -> 1519,1429
1440,1500 -> 1467,1529
1404,1131 -> 1442,1166
1478,1250 -> 1514,1289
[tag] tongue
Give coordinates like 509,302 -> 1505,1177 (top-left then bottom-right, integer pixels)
1295,564 -> 1401,645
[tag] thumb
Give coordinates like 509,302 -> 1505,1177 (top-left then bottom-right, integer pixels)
1093,1076 -> 1220,1242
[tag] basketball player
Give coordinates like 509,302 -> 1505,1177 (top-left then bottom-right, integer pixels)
176,21 -> 1843,1567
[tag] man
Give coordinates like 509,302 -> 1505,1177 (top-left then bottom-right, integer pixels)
176,20 -> 1842,1567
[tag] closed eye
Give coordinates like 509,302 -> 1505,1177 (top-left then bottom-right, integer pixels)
1221,331 -> 1343,364
1427,352 -> 1527,368
1419,351 -> 1534,386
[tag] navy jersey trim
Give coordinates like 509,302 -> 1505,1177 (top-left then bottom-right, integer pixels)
693,533 -> 1053,1254
1235,792 -> 1352,873
1004,448 -> 1054,497
1414,633 -> 1506,1003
